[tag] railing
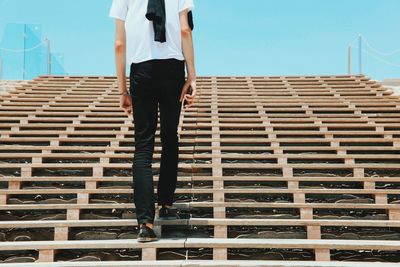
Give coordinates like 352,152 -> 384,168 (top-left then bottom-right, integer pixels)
348,34 -> 400,75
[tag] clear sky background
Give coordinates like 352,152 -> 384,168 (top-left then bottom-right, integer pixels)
0,0 -> 400,80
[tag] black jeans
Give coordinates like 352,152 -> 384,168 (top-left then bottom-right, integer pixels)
129,58 -> 185,226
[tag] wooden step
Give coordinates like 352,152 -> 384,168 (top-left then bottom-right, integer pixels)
2,188 -> 400,195
2,202 -> 399,210
0,260 -> 399,267
1,218 -> 399,229
1,238 -> 399,262
1,74 -> 400,264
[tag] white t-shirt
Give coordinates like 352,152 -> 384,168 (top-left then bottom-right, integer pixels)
109,0 -> 195,64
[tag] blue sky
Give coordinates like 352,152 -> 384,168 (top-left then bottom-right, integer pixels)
0,0 -> 400,80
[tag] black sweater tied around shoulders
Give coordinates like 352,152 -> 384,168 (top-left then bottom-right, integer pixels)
146,0 -> 194,43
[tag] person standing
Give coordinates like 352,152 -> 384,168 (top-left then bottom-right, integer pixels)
109,0 -> 196,242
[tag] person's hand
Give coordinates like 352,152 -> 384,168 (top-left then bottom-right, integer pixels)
179,77 -> 196,109
120,93 -> 133,116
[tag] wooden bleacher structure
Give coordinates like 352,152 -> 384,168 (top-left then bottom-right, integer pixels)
0,75 -> 400,265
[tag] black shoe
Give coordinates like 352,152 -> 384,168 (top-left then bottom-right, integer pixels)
159,206 -> 180,220
137,224 -> 158,243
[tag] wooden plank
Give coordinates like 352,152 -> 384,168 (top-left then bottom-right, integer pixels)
1,260 -> 399,267
37,249 -> 55,262
2,188 -> 400,195
0,239 -> 185,251
184,238 -> 400,250
0,218 -> 399,229
1,202 -> 400,210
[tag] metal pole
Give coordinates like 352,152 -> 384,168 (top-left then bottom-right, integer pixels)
358,34 -> 362,74
45,38 -> 51,75
348,45 -> 352,75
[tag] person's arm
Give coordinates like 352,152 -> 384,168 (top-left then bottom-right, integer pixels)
180,10 -> 195,81
109,0 -> 131,115
114,19 -> 128,94
114,19 -> 132,115
179,8 -> 196,108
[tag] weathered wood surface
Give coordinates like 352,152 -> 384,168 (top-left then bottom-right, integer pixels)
1,75 -> 400,264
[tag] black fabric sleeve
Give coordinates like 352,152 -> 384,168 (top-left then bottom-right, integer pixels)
146,0 -> 167,42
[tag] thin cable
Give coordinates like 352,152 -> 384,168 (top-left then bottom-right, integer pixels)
348,35 -> 360,47
0,40 -> 46,53
360,34 -> 400,57
362,49 -> 400,67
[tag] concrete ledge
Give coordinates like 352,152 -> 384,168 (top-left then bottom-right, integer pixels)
381,78 -> 400,96
0,80 -> 27,94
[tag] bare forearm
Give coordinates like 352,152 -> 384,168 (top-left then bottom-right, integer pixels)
115,44 -> 127,93
182,32 -> 196,79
